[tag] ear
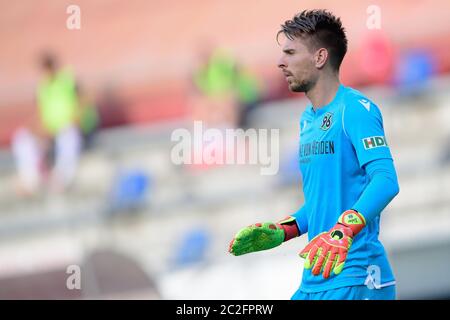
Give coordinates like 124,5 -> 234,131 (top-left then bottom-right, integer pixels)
314,48 -> 328,69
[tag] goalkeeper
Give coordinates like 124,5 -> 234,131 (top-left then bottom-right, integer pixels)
229,10 -> 400,300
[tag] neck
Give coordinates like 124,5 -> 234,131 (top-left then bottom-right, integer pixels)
306,74 -> 341,110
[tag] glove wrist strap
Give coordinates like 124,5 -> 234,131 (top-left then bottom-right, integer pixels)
277,216 -> 299,242
338,210 -> 366,236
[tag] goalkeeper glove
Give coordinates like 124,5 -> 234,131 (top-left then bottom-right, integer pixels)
299,209 -> 366,279
228,216 -> 299,256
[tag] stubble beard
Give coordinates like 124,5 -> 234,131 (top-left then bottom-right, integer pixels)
288,77 -> 311,93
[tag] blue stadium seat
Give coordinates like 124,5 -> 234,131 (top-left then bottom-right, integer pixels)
107,169 -> 152,215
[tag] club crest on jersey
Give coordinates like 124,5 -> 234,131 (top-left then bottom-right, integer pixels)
362,136 -> 387,149
320,112 -> 333,131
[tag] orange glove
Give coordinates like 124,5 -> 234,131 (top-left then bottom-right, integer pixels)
299,210 -> 366,279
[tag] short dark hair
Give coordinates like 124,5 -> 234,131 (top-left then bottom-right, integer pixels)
40,51 -> 57,72
278,9 -> 348,71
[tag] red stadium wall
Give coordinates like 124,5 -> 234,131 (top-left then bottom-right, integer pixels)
1,0 -> 450,146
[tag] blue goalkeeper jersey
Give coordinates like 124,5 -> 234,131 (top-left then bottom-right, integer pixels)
294,84 -> 396,293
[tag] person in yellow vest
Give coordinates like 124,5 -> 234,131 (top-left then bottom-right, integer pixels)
36,53 -> 82,192
76,83 -> 100,150
191,46 -> 238,128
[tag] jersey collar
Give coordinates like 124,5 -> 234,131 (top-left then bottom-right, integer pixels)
308,84 -> 345,116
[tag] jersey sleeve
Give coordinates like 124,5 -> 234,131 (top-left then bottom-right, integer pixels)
343,98 -> 393,168
352,158 -> 400,222
291,204 -> 308,235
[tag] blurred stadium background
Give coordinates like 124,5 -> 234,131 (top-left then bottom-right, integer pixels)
0,0 -> 450,299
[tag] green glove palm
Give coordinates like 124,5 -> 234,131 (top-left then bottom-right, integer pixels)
229,216 -> 299,256
228,222 -> 285,256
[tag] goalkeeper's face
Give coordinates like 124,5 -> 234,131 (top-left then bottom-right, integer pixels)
277,36 -> 319,93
